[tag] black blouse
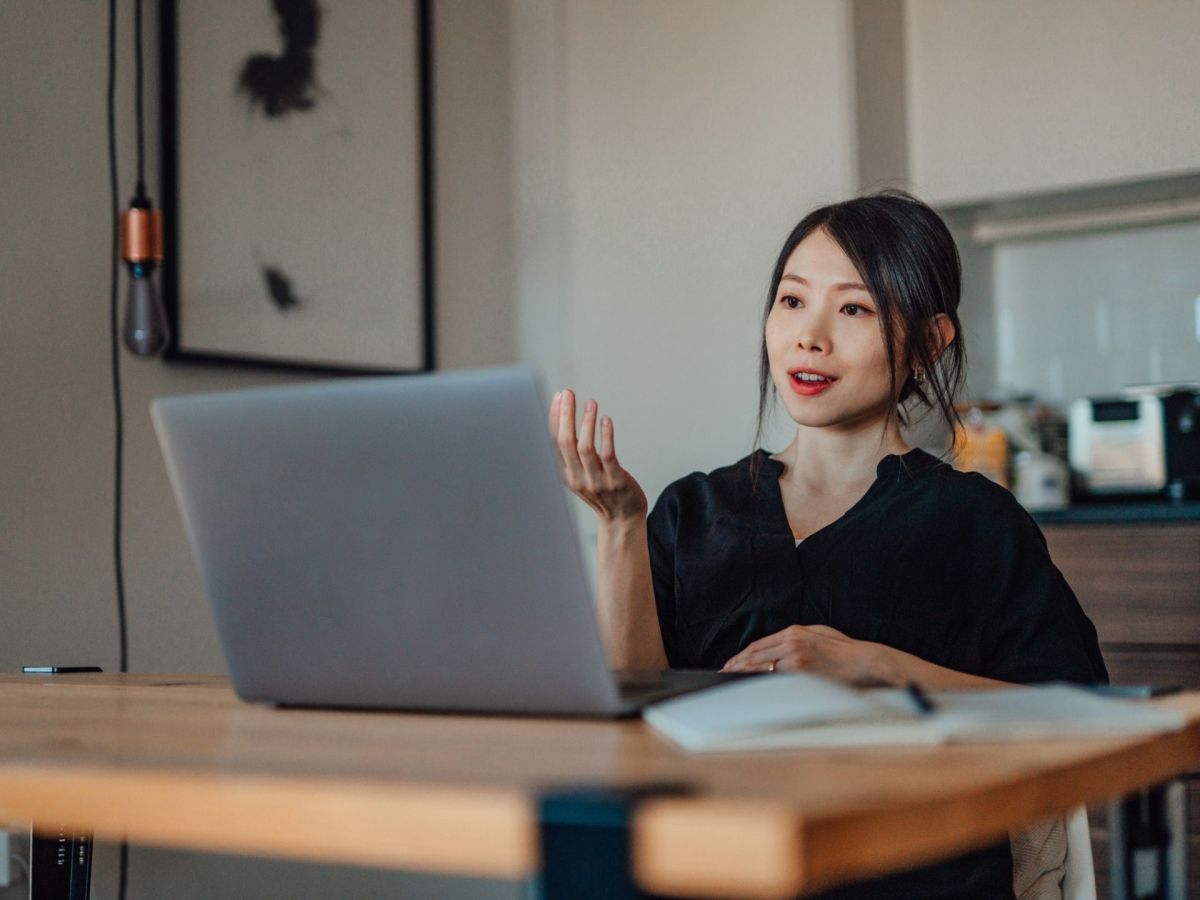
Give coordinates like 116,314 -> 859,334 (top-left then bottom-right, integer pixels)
647,448 -> 1107,684
645,448 -> 1108,900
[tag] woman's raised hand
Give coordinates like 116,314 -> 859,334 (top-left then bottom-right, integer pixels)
549,389 -> 648,524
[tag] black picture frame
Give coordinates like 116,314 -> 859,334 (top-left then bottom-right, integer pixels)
159,0 -> 435,374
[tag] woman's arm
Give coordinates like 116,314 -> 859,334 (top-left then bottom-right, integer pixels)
722,624 -> 1010,690
869,641 -> 1009,691
596,518 -> 667,670
550,390 -> 667,670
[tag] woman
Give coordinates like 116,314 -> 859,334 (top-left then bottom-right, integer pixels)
549,190 -> 1106,898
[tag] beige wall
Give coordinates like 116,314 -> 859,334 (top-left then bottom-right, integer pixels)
0,1 -> 519,897
905,0 -> 1200,204
513,0 -> 857,542
2,1 -> 855,896
0,0 -> 517,674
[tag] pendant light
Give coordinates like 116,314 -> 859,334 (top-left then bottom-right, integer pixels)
120,0 -> 169,357
120,195 -> 167,355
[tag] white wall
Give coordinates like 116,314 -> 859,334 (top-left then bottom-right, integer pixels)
992,219 -> 1200,404
851,0 -> 908,192
903,0 -> 1200,407
906,0 -> 1200,205
436,1 -> 519,370
514,0 -> 858,523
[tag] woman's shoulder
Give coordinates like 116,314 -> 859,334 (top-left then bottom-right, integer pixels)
902,448 -> 1038,531
651,451 -> 770,520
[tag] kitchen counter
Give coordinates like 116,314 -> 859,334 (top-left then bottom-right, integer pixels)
1031,500 -> 1200,525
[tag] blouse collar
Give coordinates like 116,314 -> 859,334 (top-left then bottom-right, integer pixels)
750,446 -> 945,482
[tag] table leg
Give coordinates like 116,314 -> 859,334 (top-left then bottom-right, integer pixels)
537,784 -> 693,900
1107,779 -> 1187,900
29,823 -> 92,900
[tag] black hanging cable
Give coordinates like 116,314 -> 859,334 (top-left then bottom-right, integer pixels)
133,0 -> 146,198
109,0 -> 132,896
417,0 -> 436,370
107,0 -> 129,679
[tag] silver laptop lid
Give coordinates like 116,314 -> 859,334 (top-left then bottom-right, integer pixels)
152,366 -> 622,714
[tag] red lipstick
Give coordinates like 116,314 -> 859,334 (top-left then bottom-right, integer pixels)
786,368 -> 838,397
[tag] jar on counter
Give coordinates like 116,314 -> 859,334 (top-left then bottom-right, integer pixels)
952,408 -> 1010,488
1013,451 -> 1070,512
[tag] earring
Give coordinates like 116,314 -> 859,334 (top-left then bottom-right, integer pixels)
913,369 -> 926,385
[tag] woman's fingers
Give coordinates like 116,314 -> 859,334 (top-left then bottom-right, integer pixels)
721,636 -> 778,671
721,627 -> 804,671
577,399 -> 606,484
720,625 -> 862,679
555,390 -> 586,490
598,414 -> 629,482
548,390 -> 647,520
553,390 -> 614,489
598,415 -> 615,464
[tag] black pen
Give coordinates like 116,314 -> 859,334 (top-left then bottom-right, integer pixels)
905,682 -> 937,714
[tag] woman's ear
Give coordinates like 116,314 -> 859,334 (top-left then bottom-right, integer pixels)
927,313 -> 956,363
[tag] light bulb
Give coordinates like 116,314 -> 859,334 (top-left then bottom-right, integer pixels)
120,198 -> 168,357
123,262 -> 169,356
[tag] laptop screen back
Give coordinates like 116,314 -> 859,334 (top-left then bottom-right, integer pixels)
152,366 -> 621,714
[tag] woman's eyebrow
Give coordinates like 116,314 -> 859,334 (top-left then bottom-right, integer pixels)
780,274 -> 870,292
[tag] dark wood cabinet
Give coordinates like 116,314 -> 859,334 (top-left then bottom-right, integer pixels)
1042,523 -> 1200,652
1041,520 -> 1200,898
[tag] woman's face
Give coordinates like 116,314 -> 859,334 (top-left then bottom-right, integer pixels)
764,228 -> 906,433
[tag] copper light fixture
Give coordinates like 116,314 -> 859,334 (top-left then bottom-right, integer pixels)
119,194 -> 167,356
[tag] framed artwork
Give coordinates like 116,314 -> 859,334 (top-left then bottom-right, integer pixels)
159,0 -> 432,373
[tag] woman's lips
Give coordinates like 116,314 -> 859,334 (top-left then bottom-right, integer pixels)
787,374 -> 837,396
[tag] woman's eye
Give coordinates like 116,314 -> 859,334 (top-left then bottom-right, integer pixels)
780,296 -> 801,309
842,303 -> 871,316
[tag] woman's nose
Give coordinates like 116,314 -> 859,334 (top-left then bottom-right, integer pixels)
794,314 -> 830,352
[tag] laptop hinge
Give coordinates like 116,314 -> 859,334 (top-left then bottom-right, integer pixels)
537,784 -> 694,900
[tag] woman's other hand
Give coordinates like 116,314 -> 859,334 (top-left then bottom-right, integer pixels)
549,389 -> 648,524
720,624 -> 888,686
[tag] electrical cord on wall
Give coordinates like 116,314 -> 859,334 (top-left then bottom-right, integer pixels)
108,0 -> 129,680
134,0 -> 146,199
107,0 -> 133,897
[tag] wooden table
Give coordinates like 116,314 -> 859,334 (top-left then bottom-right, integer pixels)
2,673 -> 1200,898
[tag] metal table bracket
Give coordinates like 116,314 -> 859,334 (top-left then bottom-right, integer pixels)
1108,779 -> 1187,900
537,784 -> 693,900
30,823 -> 92,900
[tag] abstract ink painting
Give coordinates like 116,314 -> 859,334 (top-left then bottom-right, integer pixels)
162,0 -> 428,371
237,0 -> 321,119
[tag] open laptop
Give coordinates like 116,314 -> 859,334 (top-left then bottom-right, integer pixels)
151,365 -> 737,716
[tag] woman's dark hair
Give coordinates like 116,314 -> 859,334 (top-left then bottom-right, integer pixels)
753,189 -> 965,460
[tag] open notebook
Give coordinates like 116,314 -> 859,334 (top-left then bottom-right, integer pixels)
643,672 -> 1186,753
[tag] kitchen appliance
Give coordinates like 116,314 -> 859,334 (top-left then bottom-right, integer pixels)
1069,387 -> 1200,498
1013,450 -> 1071,511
